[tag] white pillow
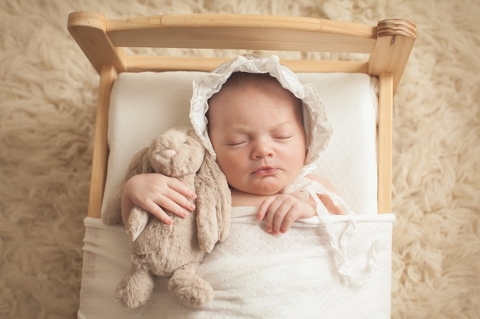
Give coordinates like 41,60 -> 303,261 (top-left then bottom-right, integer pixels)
102,71 -> 378,215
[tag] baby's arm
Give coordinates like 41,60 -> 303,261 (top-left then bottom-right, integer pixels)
121,173 -> 197,225
256,174 -> 344,235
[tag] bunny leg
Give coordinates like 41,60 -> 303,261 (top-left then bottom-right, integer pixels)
116,264 -> 155,309
127,206 -> 150,241
168,262 -> 213,307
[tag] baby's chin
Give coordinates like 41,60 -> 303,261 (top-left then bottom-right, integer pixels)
230,184 -> 287,196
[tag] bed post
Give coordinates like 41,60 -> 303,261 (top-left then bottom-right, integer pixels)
377,73 -> 393,214
87,66 -> 117,218
68,12 -> 127,217
368,19 -> 416,93
68,11 -> 127,74
369,19 -> 416,214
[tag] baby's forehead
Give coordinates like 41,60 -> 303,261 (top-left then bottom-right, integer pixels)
223,72 -> 278,85
207,93 -> 305,137
216,72 -> 287,94
210,73 -> 300,106
208,84 -> 302,117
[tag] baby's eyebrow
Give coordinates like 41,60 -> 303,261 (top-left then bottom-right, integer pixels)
221,121 -> 294,134
226,120 -> 293,133
269,121 -> 294,130
223,125 -> 249,134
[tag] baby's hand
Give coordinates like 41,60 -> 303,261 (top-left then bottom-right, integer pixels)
256,194 -> 316,235
122,173 -> 197,225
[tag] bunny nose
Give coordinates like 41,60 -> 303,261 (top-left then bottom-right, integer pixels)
162,149 -> 176,158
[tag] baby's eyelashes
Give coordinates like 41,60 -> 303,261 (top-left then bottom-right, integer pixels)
271,130 -> 294,140
225,139 -> 248,146
273,135 -> 292,140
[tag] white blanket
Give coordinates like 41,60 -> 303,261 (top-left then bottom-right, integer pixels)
78,208 -> 394,319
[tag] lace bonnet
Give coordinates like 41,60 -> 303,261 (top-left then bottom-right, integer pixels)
189,54 -> 332,165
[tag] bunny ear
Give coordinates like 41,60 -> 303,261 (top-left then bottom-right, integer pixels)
195,152 -> 231,252
102,147 -> 152,225
127,146 -> 154,177
204,152 -> 231,242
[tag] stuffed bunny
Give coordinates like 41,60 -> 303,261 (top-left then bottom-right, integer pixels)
102,126 -> 231,309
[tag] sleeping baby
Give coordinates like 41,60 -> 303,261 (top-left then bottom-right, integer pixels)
120,54 -> 352,235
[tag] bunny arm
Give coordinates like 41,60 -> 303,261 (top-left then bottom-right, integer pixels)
102,147 -> 153,225
127,206 -> 151,241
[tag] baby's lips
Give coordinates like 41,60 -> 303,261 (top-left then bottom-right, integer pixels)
252,166 -> 276,176
254,165 -> 273,172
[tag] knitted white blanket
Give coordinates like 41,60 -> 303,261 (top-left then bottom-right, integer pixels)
79,208 -> 394,319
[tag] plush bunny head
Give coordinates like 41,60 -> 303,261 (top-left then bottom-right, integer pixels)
148,126 -> 205,177
101,126 -> 226,227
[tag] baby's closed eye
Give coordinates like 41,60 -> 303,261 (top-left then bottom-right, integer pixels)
270,125 -> 294,140
227,140 -> 247,146
272,131 -> 293,140
273,134 -> 292,139
223,133 -> 249,146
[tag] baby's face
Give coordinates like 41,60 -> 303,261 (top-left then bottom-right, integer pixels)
208,81 -> 306,196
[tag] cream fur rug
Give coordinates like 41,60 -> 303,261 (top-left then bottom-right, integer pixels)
0,0 -> 479,318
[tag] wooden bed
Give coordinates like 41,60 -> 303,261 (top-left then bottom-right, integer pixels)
68,12 -> 416,318
67,11 -> 416,220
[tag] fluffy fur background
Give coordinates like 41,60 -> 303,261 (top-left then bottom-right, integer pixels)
0,0 -> 479,318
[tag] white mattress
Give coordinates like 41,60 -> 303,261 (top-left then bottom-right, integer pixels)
101,71 -> 379,216
78,71 -> 392,318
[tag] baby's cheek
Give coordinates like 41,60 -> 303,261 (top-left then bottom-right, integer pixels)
217,164 -> 240,188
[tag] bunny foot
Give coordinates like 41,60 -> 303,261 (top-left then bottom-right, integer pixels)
168,266 -> 213,307
116,264 -> 155,309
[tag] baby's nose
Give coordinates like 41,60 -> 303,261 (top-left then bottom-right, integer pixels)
162,149 -> 176,158
252,141 -> 273,159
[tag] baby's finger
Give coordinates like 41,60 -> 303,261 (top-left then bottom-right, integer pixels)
272,204 -> 293,234
278,211 -> 297,234
167,178 -> 197,200
165,188 -> 196,212
155,194 -> 194,219
257,196 -> 276,221
143,202 -> 173,225
263,198 -> 284,233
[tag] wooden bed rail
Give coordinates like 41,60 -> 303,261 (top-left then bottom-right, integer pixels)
67,11 -> 415,217
68,11 -> 415,90
106,15 -> 376,53
126,56 -> 369,73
